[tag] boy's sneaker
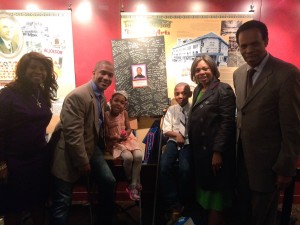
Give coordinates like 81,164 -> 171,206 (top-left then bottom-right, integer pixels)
126,185 -> 140,201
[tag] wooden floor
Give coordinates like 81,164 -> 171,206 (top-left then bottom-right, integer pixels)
11,199 -> 152,225
61,201 -> 149,225
1,166 -> 299,225
1,204 -> 300,225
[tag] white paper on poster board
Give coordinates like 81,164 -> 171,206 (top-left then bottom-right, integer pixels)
112,36 -> 168,117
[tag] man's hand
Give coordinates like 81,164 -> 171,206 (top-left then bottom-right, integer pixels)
78,163 -> 91,176
276,175 -> 292,191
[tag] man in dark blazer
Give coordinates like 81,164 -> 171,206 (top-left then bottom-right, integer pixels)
233,20 -> 300,225
51,60 -> 116,225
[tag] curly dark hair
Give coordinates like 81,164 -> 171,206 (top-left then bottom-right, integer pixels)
6,52 -> 58,107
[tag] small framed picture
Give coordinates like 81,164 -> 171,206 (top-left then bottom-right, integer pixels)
131,64 -> 147,88
132,64 -> 147,80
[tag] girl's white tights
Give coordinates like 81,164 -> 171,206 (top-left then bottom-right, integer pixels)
120,149 -> 143,186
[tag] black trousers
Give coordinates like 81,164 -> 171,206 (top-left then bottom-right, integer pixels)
236,138 -> 278,225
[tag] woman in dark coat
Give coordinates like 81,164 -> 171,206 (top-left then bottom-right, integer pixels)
188,55 -> 236,225
0,52 -> 58,225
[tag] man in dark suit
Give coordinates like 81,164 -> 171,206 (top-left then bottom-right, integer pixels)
0,14 -> 18,54
233,20 -> 300,225
133,66 -> 146,79
50,60 -> 116,225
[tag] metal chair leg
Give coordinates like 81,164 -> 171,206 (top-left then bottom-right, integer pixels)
86,176 -> 93,225
152,117 -> 165,225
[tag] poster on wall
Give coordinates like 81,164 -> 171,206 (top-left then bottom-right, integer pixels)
0,10 -> 75,102
121,12 -> 253,96
112,36 -> 168,117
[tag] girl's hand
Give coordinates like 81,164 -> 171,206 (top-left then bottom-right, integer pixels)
212,152 -> 223,176
120,130 -> 127,137
120,130 -> 128,141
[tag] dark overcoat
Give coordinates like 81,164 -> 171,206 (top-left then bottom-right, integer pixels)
188,77 -> 236,191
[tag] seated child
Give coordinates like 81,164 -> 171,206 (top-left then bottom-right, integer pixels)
159,82 -> 193,222
104,91 -> 142,201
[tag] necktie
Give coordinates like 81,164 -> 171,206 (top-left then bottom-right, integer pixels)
246,68 -> 256,98
98,95 -> 104,127
179,108 -> 186,138
98,94 -> 105,144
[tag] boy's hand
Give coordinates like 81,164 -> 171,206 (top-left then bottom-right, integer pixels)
176,133 -> 185,146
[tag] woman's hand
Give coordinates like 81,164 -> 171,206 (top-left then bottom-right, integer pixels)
212,152 -> 223,176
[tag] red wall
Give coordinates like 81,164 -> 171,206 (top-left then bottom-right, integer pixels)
1,0 -> 300,99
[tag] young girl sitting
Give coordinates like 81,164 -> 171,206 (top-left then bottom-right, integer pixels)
105,91 -> 143,201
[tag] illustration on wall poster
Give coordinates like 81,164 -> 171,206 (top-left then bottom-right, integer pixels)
171,32 -> 229,67
220,20 -> 245,67
112,36 -> 168,117
0,10 -> 75,100
0,13 -> 23,57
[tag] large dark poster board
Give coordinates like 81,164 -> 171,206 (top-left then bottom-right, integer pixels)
112,36 -> 168,117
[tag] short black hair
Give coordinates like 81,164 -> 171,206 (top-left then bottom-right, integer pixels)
175,82 -> 191,93
236,20 -> 268,45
